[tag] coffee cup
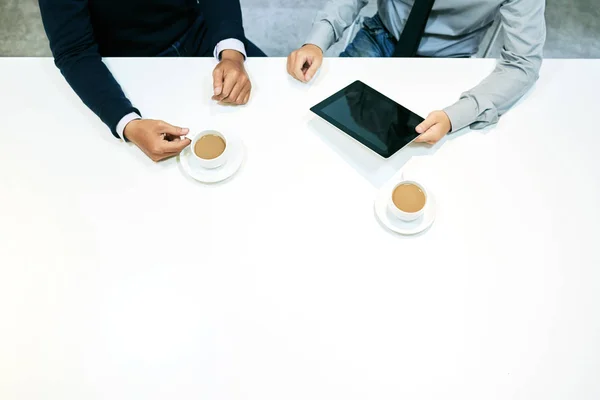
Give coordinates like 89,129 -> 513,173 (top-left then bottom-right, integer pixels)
388,180 -> 428,222
188,130 -> 229,169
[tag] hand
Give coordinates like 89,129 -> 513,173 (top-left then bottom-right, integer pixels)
287,44 -> 323,83
124,119 -> 191,162
415,111 -> 452,145
212,50 -> 251,105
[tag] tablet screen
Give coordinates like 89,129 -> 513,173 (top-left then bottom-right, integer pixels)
310,81 -> 424,158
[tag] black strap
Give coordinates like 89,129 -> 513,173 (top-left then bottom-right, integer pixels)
392,0 -> 436,58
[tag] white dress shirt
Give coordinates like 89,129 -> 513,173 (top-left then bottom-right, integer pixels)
117,39 -> 247,140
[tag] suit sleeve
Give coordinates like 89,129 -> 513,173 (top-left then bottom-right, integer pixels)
198,0 -> 246,51
443,0 -> 546,132
39,0 -> 140,138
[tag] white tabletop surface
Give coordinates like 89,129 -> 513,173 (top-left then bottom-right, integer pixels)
1,58 -> 600,399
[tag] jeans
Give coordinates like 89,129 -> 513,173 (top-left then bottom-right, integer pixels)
158,15 -> 266,58
340,14 -> 396,58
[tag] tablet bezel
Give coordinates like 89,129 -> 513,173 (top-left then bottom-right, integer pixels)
310,80 -> 424,158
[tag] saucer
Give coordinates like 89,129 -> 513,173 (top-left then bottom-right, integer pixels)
179,134 -> 244,183
374,187 -> 436,235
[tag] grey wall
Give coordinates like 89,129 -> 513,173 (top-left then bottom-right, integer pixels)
1,0 -> 599,58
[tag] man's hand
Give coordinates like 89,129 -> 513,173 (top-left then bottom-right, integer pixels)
287,44 -> 323,83
124,119 -> 191,162
415,111 -> 452,145
212,50 -> 251,105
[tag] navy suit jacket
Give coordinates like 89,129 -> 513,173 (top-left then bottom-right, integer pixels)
39,0 -> 245,137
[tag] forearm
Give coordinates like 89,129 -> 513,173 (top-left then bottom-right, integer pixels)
444,57 -> 541,131
39,0 -> 139,138
444,0 -> 545,132
305,0 -> 369,52
58,53 -> 140,138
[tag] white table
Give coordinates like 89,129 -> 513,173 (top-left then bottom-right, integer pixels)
1,58 -> 599,400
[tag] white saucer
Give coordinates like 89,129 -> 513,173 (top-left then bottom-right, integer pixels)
374,187 -> 437,236
179,134 -> 245,183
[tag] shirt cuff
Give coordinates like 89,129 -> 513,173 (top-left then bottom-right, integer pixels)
116,112 -> 141,141
214,39 -> 247,60
305,21 -> 336,54
443,97 -> 479,133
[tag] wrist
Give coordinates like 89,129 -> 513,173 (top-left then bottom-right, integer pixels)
221,49 -> 245,63
303,43 -> 323,55
123,119 -> 141,142
442,111 -> 453,132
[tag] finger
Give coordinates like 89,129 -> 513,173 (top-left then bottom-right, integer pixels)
235,83 -> 251,104
213,66 -> 224,97
243,93 -> 250,105
160,136 -> 191,153
292,53 -> 308,82
225,79 -> 245,104
287,52 -> 299,77
216,72 -> 238,102
145,140 -> 184,162
301,61 -> 309,74
416,114 -> 438,134
286,53 -> 293,75
164,134 -> 187,142
304,56 -> 322,82
152,151 -> 176,162
212,73 -> 235,102
415,123 -> 443,144
156,121 -> 189,136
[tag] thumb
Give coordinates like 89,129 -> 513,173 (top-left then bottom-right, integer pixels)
304,56 -> 323,82
414,123 -> 442,144
213,66 -> 224,96
416,114 -> 438,135
157,121 -> 189,136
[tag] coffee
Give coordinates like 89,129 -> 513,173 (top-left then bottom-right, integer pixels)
392,183 -> 426,213
194,134 -> 226,160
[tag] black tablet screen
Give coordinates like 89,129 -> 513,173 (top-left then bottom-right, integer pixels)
310,81 -> 424,158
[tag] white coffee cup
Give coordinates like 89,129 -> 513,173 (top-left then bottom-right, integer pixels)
188,130 -> 230,170
388,180 -> 428,222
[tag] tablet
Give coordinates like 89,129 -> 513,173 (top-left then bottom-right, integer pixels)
310,80 -> 424,158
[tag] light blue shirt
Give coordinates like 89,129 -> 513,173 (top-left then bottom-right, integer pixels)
306,0 -> 547,132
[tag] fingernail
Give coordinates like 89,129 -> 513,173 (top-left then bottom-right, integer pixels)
416,127 -> 423,133
182,128 -> 189,134
214,86 -> 222,95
